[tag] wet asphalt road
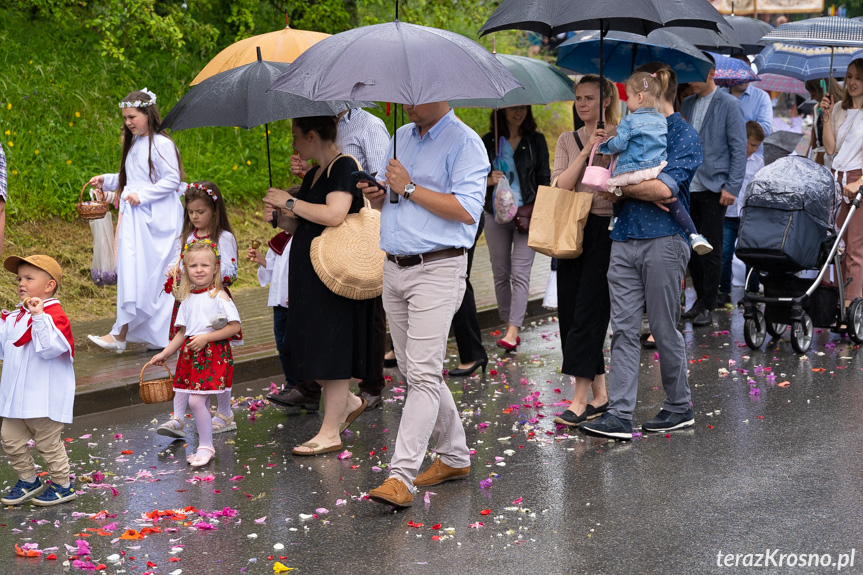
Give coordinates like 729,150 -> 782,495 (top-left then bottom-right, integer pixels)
2,308 -> 863,575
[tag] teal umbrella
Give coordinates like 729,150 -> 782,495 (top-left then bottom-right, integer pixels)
449,53 -> 574,109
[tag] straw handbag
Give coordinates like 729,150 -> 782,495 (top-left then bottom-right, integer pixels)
139,361 -> 175,404
310,154 -> 384,300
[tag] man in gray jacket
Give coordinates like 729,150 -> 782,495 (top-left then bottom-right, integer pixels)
680,55 -> 747,327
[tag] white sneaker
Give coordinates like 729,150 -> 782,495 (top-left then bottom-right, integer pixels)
87,334 -> 126,354
690,233 -> 713,255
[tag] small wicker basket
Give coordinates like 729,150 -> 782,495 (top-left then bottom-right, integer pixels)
139,362 -> 175,404
76,183 -> 111,220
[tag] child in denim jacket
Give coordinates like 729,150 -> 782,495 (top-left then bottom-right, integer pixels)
599,72 -> 712,255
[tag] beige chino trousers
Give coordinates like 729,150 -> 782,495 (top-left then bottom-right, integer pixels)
383,256 -> 472,489
1,417 -> 70,484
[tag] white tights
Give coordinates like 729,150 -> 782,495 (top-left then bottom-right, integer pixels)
171,389 -> 233,422
188,394 -> 213,450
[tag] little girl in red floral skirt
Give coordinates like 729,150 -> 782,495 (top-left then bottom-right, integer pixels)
151,239 -> 241,467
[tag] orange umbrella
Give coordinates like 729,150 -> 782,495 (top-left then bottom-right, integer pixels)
191,16 -> 329,85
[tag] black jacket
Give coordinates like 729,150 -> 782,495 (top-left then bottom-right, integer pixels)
482,130 -> 551,214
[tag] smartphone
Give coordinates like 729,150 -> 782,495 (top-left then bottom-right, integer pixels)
351,170 -> 385,191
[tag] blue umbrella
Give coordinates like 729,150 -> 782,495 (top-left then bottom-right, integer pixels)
753,43 -> 863,81
710,51 -> 759,87
557,28 -> 714,83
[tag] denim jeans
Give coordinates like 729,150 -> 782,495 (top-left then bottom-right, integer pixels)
720,217 -> 759,295
273,306 -> 297,389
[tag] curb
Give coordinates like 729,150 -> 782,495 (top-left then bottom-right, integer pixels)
72,299 -> 555,417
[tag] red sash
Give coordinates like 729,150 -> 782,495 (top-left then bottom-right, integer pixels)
268,232 -> 292,256
9,299 -> 75,358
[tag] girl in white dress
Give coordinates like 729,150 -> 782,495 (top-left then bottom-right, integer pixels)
85,89 -> 184,352
151,239 -> 241,467
157,181 -> 240,438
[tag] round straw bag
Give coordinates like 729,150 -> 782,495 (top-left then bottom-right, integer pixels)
139,361 -> 175,404
309,155 -> 384,300
76,183 -> 111,220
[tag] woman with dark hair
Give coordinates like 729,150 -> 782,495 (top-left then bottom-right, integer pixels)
86,89 -> 185,352
482,105 -> 550,352
263,116 -> 373,456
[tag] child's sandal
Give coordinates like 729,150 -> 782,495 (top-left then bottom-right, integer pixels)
212,412 -> 237,434
156,417 -> 185,439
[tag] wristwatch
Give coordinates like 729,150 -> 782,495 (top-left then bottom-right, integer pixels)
285,198 -> 297,211
403,182 -> 416,201
613,187 -> 624,197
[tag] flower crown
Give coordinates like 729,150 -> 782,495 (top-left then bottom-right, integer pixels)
186,182 -> 218,203
181,237 -> 221,263
119,88 -> 157,109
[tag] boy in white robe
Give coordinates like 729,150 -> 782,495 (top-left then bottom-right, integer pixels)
0,255 -> 77,506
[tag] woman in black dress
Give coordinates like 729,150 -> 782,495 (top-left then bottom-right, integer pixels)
263,116 -> 374,456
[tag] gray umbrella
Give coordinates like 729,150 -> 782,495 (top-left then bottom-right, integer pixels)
724,15 -> 774,55
268,20 -> 521,105
763,131 -> 803,166
163,47 -> 376,186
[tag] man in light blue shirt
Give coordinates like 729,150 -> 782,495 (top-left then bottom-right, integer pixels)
360,102 -> 488,508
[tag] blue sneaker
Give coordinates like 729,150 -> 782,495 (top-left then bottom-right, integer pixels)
641,408 -> 695,433
31,482 -> 77,507
1,478 -> 45,505
579,412 -> 633,440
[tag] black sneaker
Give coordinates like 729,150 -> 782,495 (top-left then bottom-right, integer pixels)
31,482 -> 77,507
579,412 -> 633,440
641,408 -> 695,433
1,478 -> 45,505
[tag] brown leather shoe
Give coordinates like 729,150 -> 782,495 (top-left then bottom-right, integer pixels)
413,458 -> 470,487
368,477 -> 413,508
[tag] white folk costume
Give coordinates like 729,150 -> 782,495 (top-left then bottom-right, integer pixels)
101,134 -> 183,347
0,299 -> 75,424
256,232 -> 292,308
173,290 -> 241,394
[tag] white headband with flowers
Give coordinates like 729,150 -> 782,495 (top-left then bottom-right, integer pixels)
119,88 -> 157,109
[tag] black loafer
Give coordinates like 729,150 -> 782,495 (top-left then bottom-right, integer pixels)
359,391 -> 383,410
553,409 -> 587,427
584,401 -> 609,420
681,304 -> 702,320
384,357 -> 398,368
640,332 -> 657,349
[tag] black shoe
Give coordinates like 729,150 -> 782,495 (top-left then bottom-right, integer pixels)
584,401 -> 609,420
448,358 -> 488,377
717,292 -> 731,306
640,332 -> 656,349
282,388 -> 320,411
641,408 -> 695,432
384,357 -> 398,368
681,303 -> 702,320
692,308 -> 713,327
358,391 -> 383,410
553,409 -> 587,427
579,413 -> 633,440
267,386 -> 296,406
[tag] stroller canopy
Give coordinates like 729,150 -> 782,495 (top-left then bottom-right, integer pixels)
744,156 -> 841,230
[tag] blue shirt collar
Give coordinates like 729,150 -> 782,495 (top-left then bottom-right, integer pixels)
410,108 -> 456,141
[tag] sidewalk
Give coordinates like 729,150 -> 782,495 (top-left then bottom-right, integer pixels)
72,243 -> 552,415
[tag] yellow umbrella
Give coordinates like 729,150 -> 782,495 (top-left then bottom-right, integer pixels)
191,22 -> 330,85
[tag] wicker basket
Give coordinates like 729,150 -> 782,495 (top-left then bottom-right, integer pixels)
139,362 -> 175,404
76,183 -> 111,220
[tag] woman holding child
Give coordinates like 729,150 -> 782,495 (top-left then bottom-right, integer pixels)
551,75 -> 618,427
263,116 -> 374,456
86,89 -> 185,352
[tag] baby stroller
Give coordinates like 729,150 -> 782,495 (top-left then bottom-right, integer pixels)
736,156 -> 863,353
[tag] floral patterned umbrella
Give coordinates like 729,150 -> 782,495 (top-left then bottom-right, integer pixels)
710,52 -> 759,87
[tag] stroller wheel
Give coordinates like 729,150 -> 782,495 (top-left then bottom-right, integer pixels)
791,313 -> 814,354
848,298 -> 863,344
744,310 -> 766,350
766,322 -> 787,339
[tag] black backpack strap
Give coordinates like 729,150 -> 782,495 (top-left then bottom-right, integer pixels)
573,131 -> 583,152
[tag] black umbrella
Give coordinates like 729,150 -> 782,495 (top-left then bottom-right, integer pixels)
163,47 -> 376,187
662,25 -> 744,54
478,0 -> 726,126
723,15 -> 774,55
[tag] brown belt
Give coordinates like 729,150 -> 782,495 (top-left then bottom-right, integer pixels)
386,247 -> 466,268
833,169 -> 863,184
